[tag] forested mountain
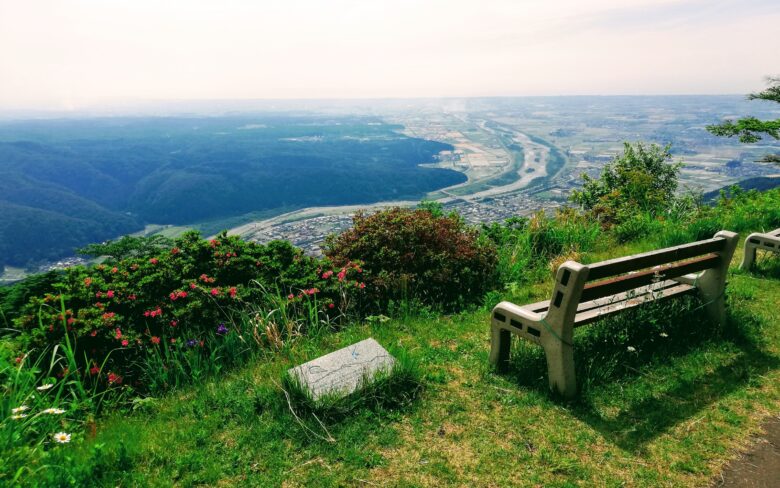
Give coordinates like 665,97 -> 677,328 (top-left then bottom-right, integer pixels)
0,116 -> 461,268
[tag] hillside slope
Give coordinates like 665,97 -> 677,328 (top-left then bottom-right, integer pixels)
77,235 -> 780,486
0,116 -> 464,266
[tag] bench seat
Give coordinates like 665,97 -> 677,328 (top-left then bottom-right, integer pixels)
489,230 -> 739,398
518,279 -> 696,328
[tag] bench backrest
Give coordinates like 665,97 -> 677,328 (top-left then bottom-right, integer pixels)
543,231 -> 736,326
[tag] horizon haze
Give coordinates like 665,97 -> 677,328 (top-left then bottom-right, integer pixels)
1,0 -> 779,112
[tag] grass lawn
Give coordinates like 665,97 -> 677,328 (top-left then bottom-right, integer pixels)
82,241 -> 780,487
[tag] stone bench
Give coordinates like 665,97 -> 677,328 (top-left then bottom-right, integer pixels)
489,230 -> 738,398
740,228 -> 780,271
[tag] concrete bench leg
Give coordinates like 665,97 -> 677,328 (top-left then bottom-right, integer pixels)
740,241 -> 757,271
699,230 -> 738,326
541,326 -> 577,398
489,325 -> 512,373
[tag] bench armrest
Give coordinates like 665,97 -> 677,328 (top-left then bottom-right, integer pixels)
493,301 -> 543,325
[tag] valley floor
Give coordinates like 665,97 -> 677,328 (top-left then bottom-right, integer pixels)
83,239 -> 780,487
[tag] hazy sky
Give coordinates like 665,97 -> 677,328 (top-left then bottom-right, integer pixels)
1,0 -> 778,110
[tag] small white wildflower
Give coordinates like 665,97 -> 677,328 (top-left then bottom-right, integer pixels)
659,332 -> 669,338
42,408 -> 66,415
11,414 -> 28,420
627,346 -> 637,352
11,405 -> 29,414
52,432 -> 71,444
36,383 -> 54,391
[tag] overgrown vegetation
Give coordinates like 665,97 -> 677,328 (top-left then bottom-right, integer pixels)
3,142 -> 780,485
570,142 -> 683,226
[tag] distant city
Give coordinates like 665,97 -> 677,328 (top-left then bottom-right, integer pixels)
232,96 -> 779,255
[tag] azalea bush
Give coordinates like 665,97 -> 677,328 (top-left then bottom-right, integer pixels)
325,207 -> 498,310
8,231 -> 366,392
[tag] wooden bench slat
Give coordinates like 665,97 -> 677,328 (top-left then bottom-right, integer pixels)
574,283 -> 695,326
521,279 -> 692,316
586,237 -> 725,281
580,254 -> 719,302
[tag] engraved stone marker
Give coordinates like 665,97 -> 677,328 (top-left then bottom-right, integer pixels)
287,338 -> 396,400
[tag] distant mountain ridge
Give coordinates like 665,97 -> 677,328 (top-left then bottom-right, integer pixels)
0,116 -> 462,268
703,176 -> 780,201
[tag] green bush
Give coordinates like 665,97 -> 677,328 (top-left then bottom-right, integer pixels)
571,142 -> 682,226
325,207 -> 498,309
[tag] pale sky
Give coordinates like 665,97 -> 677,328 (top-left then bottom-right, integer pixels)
0,0 -> 778,111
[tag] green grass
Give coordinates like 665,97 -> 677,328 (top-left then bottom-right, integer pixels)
57,239 -> 780,487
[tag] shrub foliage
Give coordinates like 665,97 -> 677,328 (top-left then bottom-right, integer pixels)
325,207 -> 498,309
570,142 -> 682,226
9,231 -> 365,389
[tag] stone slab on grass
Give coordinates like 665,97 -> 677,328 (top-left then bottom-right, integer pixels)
288,338 -> 396,401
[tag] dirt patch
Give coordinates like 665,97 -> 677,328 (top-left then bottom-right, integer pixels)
714,416 -> 780,487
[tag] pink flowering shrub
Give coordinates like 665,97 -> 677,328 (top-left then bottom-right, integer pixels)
12,231 -> 364,390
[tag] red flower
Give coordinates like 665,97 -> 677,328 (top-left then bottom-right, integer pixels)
177,291 -> 188,298
84,277 -> 92,287
128,294 -> 137,301
287,294 -> 294,300
170,338 -> 176,344
111,267 -> 118,274
106,290 -> 115,298
322,270 -> 333,279
121,339 -> 129,347
209,239 -> 219,247
144,310 -> 151,317
115,328 -> 122,339
190,282 -> 197,290
90,330 -> 98,337
169,292 -> 177,301
358,282 -> 366,289
337,269 -> 347,282
149,258 -> 159,265
229,287 -> 237,298
102,312 -> 116,321
210,288 -> 220,296
67,317 -> 75,325
150,336 -> 161,345
170,320 -> 177,327
171,247 -> 180,255
328,303 -> 335,309
95,291 -> 102,298
90,365 -> 100,375
107,372 -> 122,384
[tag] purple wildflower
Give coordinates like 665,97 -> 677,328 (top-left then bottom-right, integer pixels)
216,323 -> 228,335
186,339 -> 198,348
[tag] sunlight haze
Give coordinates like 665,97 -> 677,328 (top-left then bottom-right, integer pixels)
0,0 -> 778,110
